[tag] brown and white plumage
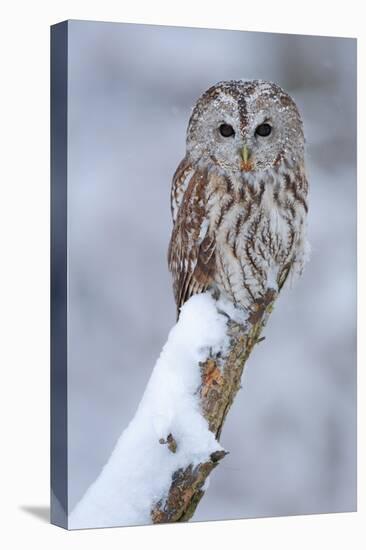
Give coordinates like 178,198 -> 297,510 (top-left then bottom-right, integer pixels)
168,80 -> 309,317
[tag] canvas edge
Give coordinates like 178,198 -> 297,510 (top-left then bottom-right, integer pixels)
50,20 -> 69,530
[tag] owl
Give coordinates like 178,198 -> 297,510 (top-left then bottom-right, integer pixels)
168,80 -> 309,318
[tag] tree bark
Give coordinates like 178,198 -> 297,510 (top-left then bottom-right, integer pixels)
151,287 -> 277,523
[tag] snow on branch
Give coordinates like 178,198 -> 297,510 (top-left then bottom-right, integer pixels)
69,289 -> 276,529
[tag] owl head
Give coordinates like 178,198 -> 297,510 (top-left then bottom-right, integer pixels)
186,80 -> 304,174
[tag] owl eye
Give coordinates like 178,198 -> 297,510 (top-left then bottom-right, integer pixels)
219,123 -> 235,137
255,123 -> 272,137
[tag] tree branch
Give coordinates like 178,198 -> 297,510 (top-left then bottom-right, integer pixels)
70,288 -> 279,529
151,288 -> 277,523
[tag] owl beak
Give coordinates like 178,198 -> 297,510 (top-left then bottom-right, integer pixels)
240,145 -> 253,172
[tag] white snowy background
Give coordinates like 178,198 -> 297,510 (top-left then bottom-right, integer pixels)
66,21 -> 356,524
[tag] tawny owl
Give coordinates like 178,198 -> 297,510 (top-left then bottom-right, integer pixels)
168,80 -> 309,318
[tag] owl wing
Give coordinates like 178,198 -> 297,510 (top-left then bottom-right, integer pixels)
170,156 -> 195,224
168,161 -> 216,315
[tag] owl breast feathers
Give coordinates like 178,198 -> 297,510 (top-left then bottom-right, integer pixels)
168,79 -> 309,317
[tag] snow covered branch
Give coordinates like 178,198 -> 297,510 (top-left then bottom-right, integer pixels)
70,289 -> 276,529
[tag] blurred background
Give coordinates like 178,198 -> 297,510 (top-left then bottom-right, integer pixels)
67,20 -> 356,523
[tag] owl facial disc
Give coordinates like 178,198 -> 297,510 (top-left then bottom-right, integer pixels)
186,79 -> 304,174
